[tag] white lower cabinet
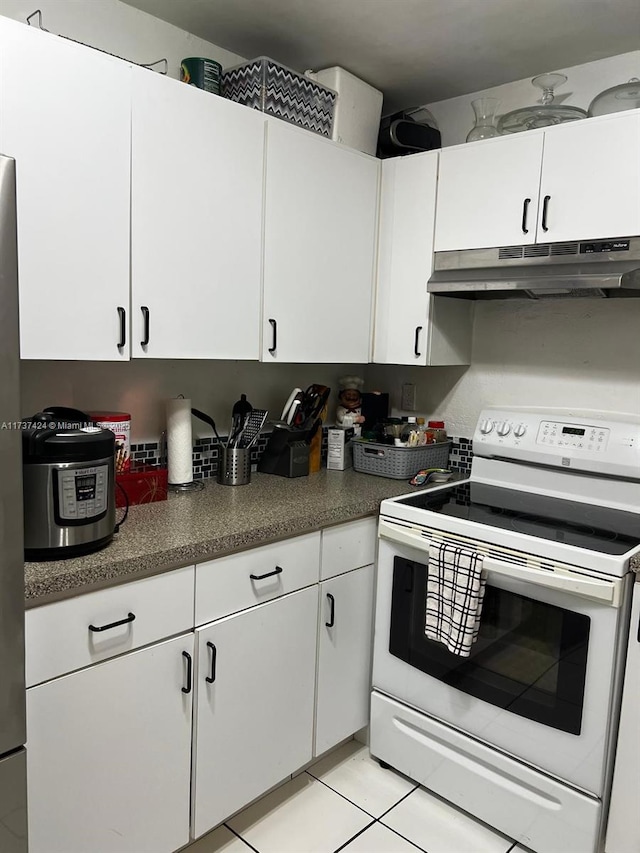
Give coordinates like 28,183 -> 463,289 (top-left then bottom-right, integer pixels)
26,633 -> 194,853
315,564 -> 375,756
191,586 -> 319,840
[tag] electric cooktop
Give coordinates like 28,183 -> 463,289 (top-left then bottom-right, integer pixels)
396,481 -> 640,556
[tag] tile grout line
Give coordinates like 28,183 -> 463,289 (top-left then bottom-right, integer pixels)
223,822 -> 261,853
331,818 -> 376,853
371,820 -> 431,853
305,766 -> 419,822
304,769 -> 379,818
375,782 -> 420,822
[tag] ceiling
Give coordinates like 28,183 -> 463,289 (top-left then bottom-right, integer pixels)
122,0 -> 640,111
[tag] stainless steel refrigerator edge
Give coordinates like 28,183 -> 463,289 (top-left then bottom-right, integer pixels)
0,155 -> 28,852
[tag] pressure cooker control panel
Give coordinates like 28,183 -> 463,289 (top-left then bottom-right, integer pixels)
474,408 -> 640,479
57,465 -> 108,521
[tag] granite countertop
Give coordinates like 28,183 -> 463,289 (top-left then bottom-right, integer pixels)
25,470 -> 459,607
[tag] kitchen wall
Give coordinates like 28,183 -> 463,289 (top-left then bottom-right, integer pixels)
367,298 -> 640,437
422,50 -> 640,146
0,0 -> 244,75
19,360 -> 367,442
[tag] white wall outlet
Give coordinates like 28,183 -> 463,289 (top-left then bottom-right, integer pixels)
401,383 -> 416,411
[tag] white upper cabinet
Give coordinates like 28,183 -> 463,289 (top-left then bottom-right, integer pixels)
434,132 -> 544,252
536,111 -> 640,243
374,152 -> 472,365
131,70 -> 265,359
434,111 -> 640,253
262,120 -> 379,363
0,19 -> 131,360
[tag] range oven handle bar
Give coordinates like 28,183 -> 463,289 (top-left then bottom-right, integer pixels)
378,519 -> 622,607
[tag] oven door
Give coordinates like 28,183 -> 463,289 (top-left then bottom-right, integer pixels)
372,518 -> 629,797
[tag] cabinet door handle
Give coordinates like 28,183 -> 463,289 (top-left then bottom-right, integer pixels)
205,641 -> 217,683
268,318 -> 277,354
325,593 -> 335,628
88,612 -> 135,633
140,306 -> 150,346
521,198 -> 531,234
541,195 -> 551,232
250,565 -> 283,581
117,306 -> 126,349
414,326 -> 423,358
181,651 -> 192,694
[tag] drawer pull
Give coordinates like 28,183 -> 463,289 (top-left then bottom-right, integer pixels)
250,566 -> 283,581
325,593 -> 335,628
182,651 -> 192,694
88,612 -> 136,633
206,641 -> 217,684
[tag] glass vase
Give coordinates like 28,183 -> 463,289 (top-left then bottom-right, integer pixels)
466,97 -> 500,142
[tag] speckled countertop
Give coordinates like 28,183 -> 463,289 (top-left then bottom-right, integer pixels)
25,470 -> 453,607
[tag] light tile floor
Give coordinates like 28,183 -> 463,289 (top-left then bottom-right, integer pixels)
186,740 -> 531,853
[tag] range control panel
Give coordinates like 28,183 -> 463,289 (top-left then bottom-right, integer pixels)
57,465 -> 109,522
473,409 -> 640,478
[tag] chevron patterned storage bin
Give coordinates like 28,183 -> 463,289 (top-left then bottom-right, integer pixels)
221,57 -> 337,138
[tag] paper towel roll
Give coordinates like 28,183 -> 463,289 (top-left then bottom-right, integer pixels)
166,397 -> 193,485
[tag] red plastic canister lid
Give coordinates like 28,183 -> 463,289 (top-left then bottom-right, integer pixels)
428,420 -> 445,428
88,411 -> 131,422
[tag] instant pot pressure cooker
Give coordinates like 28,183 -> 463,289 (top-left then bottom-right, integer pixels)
22,407 -> 116,560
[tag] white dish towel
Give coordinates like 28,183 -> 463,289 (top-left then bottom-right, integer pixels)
425,542 -> 486,657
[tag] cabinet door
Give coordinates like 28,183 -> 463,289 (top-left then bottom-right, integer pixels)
434,133 -> 544,252
263,121 -> 379,362
374,152 -> 472,365
192,587 -> 317,839
315,564 -> 375,756
131,71 -> 264,358
538,112 -> 640,243
0,18 -> 131,360
26,634 -> 194,853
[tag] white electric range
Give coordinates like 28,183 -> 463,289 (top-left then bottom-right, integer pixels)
371,408 -> 640,853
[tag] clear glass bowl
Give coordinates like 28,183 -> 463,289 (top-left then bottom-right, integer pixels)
498,72 -> 587,134
588,79 -> 640,117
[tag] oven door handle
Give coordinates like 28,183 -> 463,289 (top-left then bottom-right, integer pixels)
378,519 -> 623,607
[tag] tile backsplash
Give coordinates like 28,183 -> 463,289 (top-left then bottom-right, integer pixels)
131,433 -> 473,480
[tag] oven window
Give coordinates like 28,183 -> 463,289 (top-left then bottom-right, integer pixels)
389,556 -> 590,735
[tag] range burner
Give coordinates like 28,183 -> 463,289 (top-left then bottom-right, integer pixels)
396,481 -> 640,556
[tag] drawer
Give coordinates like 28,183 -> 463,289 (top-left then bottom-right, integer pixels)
195,532 -> 320,626
26,566 -> 195,686
320,517 -> 377,580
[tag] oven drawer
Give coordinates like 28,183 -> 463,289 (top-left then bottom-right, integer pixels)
371,691 -> 601,853
26,567 -> 195,686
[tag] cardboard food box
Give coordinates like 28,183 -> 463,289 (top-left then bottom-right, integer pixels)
327,427 -> 354,470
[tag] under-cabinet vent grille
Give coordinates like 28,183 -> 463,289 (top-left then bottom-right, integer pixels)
499,246 -> 524,259
551,242 -> 579,256
524,244 -> 551,258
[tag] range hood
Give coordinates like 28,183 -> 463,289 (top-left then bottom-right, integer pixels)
428,237 -> 640,299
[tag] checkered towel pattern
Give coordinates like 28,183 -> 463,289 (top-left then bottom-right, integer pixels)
425,542 -> 486,657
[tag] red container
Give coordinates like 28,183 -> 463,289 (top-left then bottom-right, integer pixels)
116,464 -> 168,508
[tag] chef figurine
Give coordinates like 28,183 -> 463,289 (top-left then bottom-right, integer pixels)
336,376 -> 365,436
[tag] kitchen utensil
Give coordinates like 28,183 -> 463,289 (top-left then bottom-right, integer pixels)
217,447 -> 251,486
588,78 -> 640,117
498,73 -> 587,134
191,407 -> 223,445
281,388 -> 303,424
232,394 -> 253,420
297,384 -> 331,429
238,409 -> 269,449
